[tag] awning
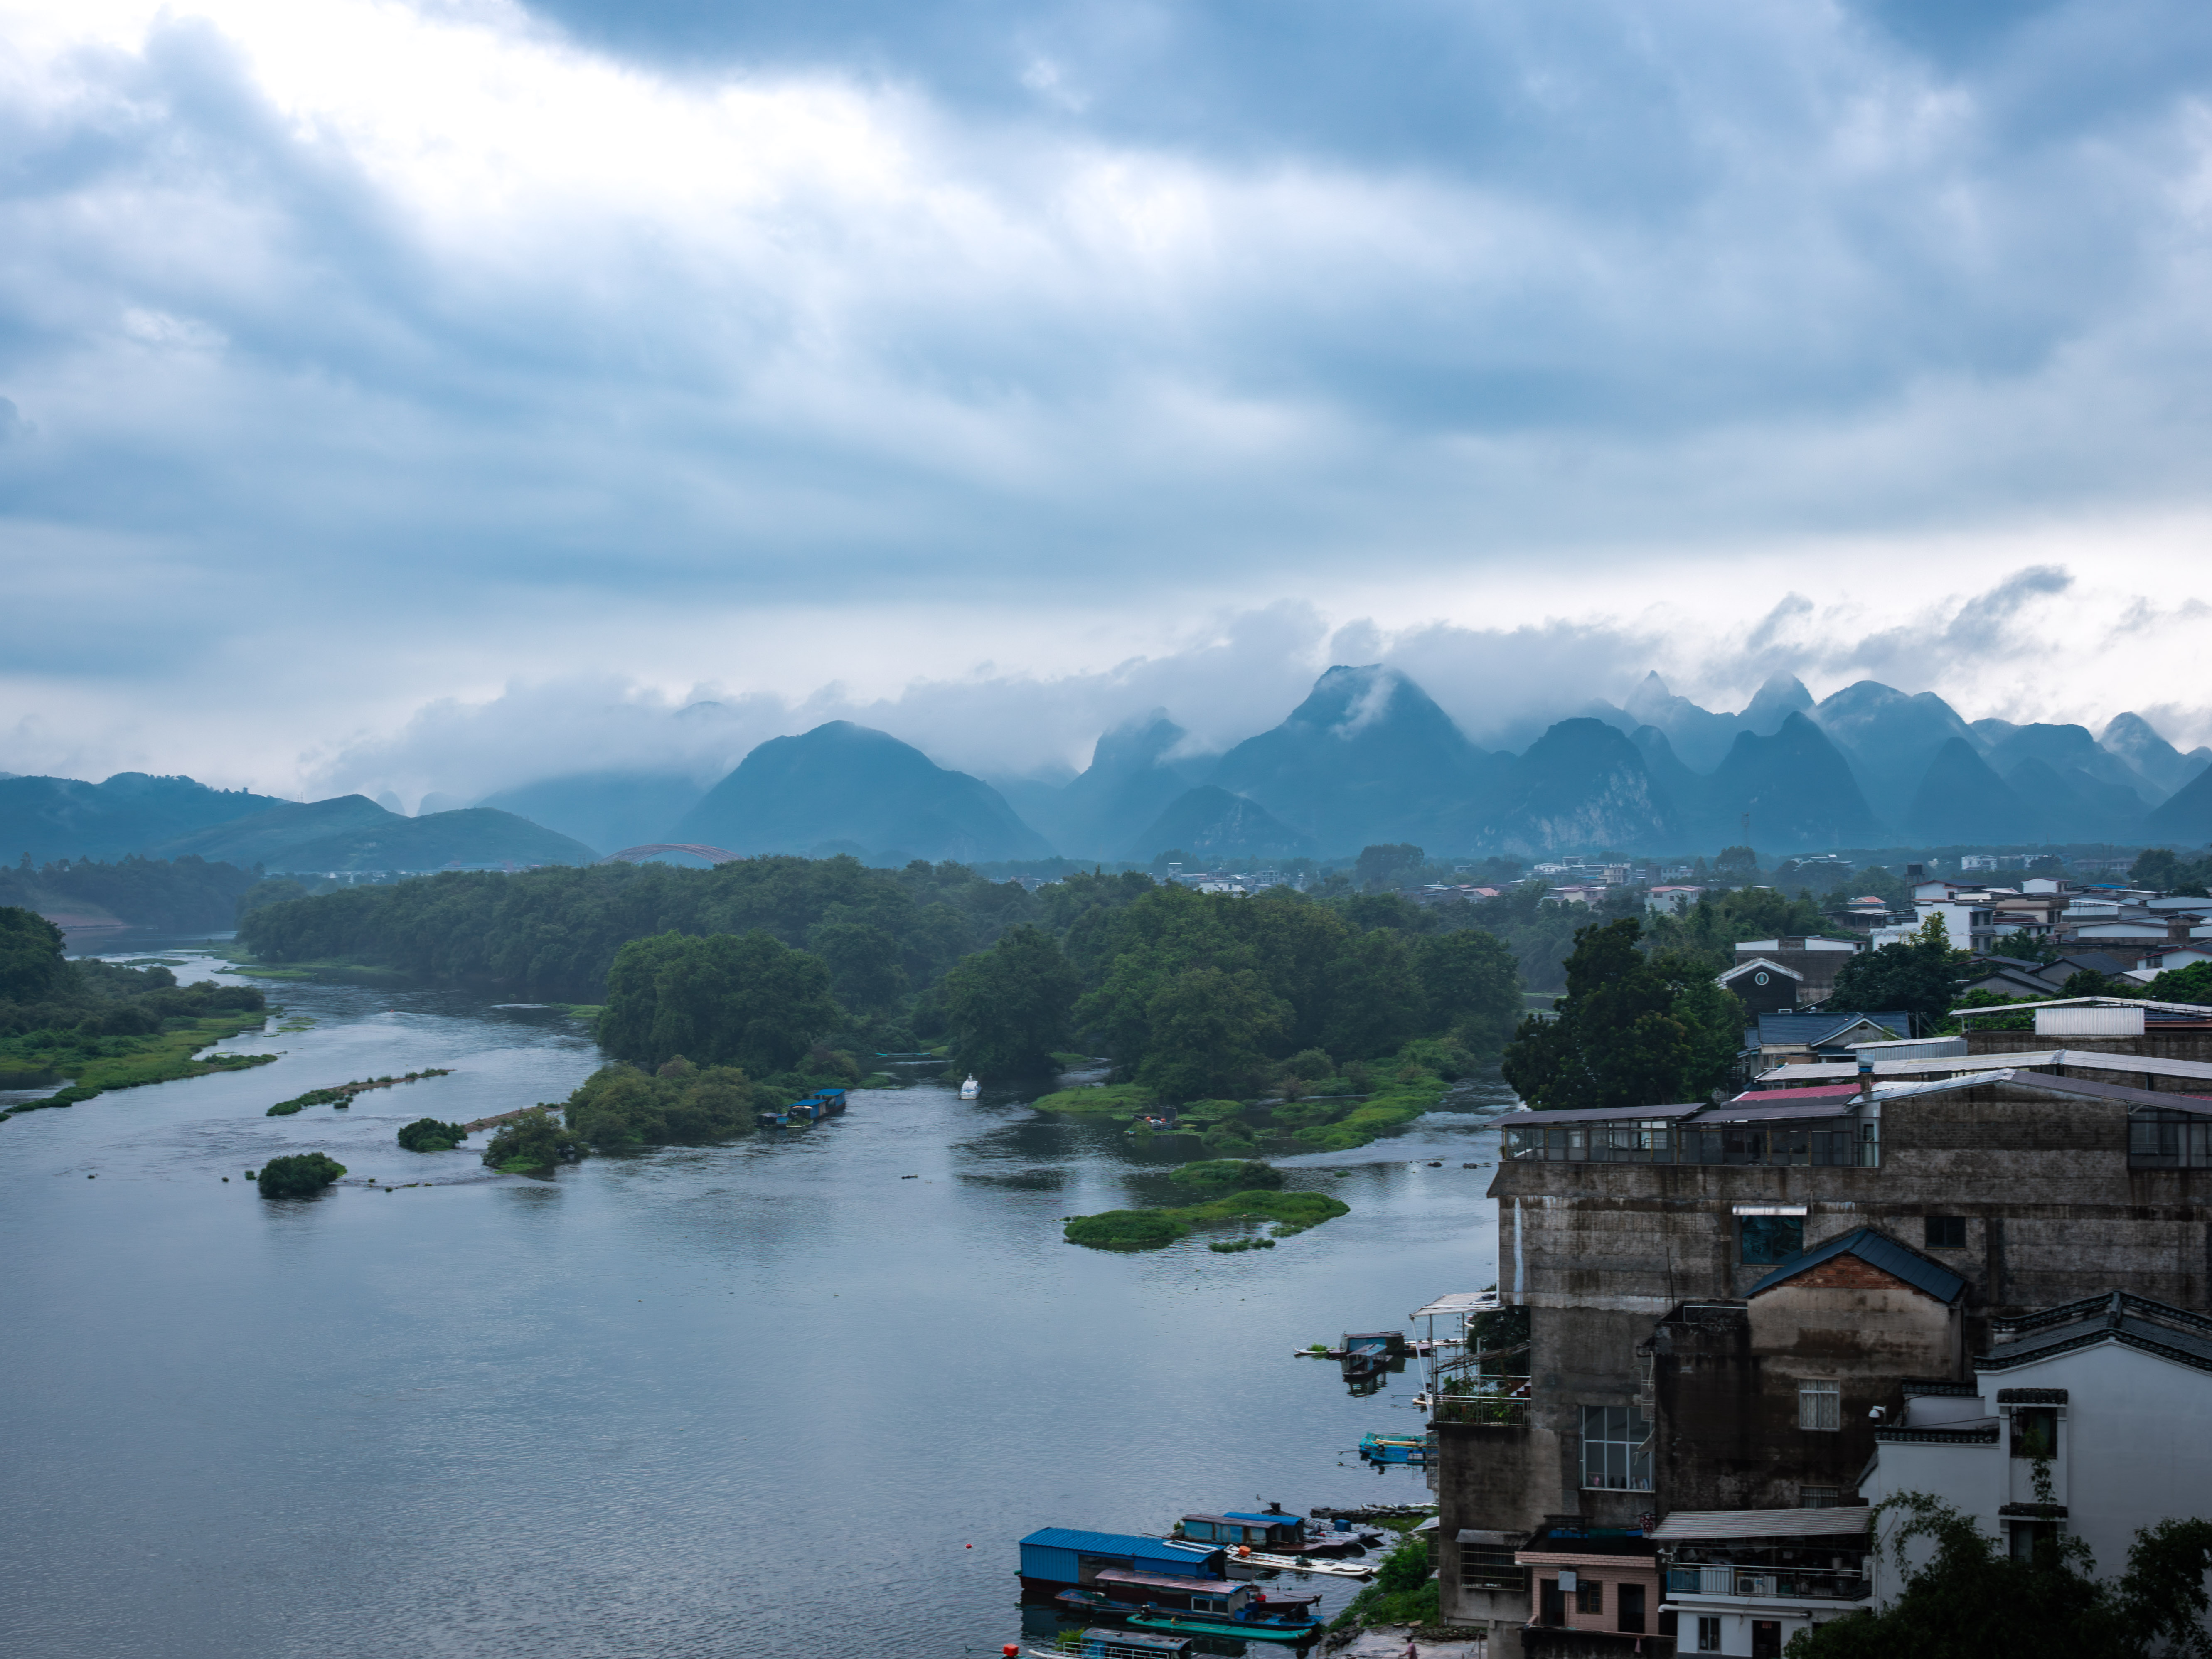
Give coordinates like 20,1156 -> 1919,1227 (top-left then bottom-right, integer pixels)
1411,1292 -> 1500,1320
1649,1508 -> 1871,1542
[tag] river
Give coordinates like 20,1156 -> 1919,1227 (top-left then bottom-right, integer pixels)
0,939 -> 1510,1659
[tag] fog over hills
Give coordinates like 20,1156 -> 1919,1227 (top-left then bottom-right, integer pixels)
11,667 -> 2212,870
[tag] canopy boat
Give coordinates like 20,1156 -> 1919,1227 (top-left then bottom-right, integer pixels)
960,1076 -> 981,1099
1024,1630 -> 1197,1659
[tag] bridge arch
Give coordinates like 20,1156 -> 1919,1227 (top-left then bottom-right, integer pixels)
596,844 -> 741,866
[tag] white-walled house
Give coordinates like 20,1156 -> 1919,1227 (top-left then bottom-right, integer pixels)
1859,1291 -> 2212,1597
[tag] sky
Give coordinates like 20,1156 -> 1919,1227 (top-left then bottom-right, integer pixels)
4,0 -> 2212,802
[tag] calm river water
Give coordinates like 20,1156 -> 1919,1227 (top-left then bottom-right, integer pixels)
0,942 -> 1510,1659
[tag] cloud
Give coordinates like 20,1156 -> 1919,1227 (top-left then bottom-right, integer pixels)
4,0 -> 2212,786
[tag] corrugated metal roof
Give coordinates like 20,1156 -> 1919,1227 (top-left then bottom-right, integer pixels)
1649,1508 -> 1871,1542
1491,1102 -> 1707,1127
1412,1291 -> 1498,1319
1747,1227 -> 1967,1304
1731,1085 -> 1862,1102
1757,1048 -> 2212,1084
1021,1529 -> 1215,1563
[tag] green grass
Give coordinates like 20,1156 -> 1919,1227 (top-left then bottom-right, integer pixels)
0,1012 -> 277,1119
1030,1083 -> 1157,1117
1048,1050 -> 1097,1068
1062,1187 -> 1351,1251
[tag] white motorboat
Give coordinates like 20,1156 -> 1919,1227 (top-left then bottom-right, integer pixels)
959,1075 -> 981,1100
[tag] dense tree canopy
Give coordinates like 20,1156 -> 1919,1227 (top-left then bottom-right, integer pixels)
1501,918 -> 1745,1111
1788,1497 -> 2212,1659
598,930 -> 843,1075
0,906 -> 71,1003
940,924 -> 1082,1073
1829,914 -> 1965,1022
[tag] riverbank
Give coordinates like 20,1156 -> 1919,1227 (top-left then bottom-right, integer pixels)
0,1010 -> 276,1120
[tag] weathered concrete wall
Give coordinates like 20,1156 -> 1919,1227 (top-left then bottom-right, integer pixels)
1646,1279 -> 1959,1512
1966,1029 -> 2212,1064
1453,1066 -> 2212,1539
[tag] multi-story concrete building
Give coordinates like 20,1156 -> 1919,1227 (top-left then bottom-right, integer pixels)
1432,1017 -> 2212,1655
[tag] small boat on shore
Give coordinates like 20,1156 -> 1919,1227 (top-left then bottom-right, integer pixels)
959,1075 -> 981,1099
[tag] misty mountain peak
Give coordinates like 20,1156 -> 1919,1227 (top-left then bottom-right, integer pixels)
1741,672 -> 1813,734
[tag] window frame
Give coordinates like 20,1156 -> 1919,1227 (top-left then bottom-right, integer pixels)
1924,1215 -> 1968,1249
1579,1403 -> 1654,1492
2011,1406 -> 2059,1460
1739,1213 -> 1806,1264
1799,1381 -> 1842,1432
1697,1614 -> 1723,1653
1458,1545 -> 1526,1594
1575,1578 -> 1604,1615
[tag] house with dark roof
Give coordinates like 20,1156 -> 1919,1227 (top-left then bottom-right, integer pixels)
1746,1011 -> 1912,1064
1860,1290 -> 2212,1605
1642,1229 -> 1966,1519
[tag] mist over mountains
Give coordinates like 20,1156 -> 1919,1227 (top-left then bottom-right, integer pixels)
8,666 -> 2212,871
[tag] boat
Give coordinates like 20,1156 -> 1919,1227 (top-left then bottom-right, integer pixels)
1172,1510 -> 1363,1558
1018,1529 -> 1228,1600
757,1088 -> 849,1128
1126,1602 -> 1322,1644
1156,1539 -> 1373,1578
1022,1629 -> 1197,1659
960,1076 -> 981,1099
1357,1431 -> 1437,1466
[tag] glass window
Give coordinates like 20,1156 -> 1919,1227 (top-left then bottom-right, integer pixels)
2012,1407 -> 2058,1459
1576,1578 -> 1604,1615
1580,1404 -> 1653,1490
1925,1216 -> 1967,1249
1459,1546 -> 1524,1593
1799,1381 -> 1841,1431
1740,1214 -> 1804,1263
1800,1485 -> 1841,1508
1697,1615 -> 1723,1652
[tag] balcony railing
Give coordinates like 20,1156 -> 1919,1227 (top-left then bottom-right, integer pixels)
1663,1565 -> 1870,1601
1504,1121 -> 1878,1169
1433,1393 -> 1529,1426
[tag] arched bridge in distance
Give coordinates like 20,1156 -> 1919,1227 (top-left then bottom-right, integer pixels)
596,844 -> 741,866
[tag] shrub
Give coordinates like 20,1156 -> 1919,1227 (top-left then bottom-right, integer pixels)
482,1108 -> 582,1170
1063,1210 -> 1188,1250
256,1153 -> 346,1198
396,1117 -> 470,1152
1168,1159 -> 1284,1194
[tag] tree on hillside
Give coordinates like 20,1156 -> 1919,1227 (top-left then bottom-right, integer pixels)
2143,961 -> 2212,1005
1500,918 -> 1745,1111
598,930 -> 843,1074
940,924 -> 1082,1073
1828,913 -> 1965,1024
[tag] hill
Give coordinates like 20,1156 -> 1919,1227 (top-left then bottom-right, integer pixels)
1811,682 -> 1981,826
1124,786 -> 1316,864
476,770 -> 707,854
1687,714 -> 1882,851
0,773 -> 288,864
1481,719 -> 1678,853
674,721 -> 1053,864
2143,764 -> 2212,845
1208,665 -> 1504,855
1902,739 -> 2045,845
1039,712 -> 1209,859
1982,723 -> 2155,805
151,797 -> 597,871
2101,712 -> 2211,797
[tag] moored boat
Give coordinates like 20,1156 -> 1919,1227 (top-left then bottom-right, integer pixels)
1023,1629 -> 1197,1659
1125,1601 -> 1322,1645
960,1075 -> 981,1099
1356,1430 -> 1436,1466
1018,1529 -> 1229,1600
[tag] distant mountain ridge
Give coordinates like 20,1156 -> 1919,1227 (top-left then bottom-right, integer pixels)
152,797 -> 599,871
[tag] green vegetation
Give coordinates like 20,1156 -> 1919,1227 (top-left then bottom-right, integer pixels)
2142,960 -> 2212,1005
482,1108 -> 583,1171
256,1152 -> 346,1198
265,1069 -> 454,1116
0,908 -> 274,1118
1166,1159 -> 1283,1193
1062,1188 -> 1350,1251
598,930 -> 844,1074
1329,1537 -> 1439,1632
1208,1236 -> 1276,1253
396,1117 -> 471,1151
0,855 -> 261,933
1501,918 -> 1745,1112
563,1057 -> 777,1149
1785,1494 -> 2212,1659
1030,1083 -> 1157,1116
1830,913 -> 1968,1023
2131,846 -> 2212,896
939,924 -> 1081,1073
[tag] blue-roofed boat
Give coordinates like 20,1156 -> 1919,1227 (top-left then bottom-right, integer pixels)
757,1088 -> 848,1128
1018,1529 -> 1229,1600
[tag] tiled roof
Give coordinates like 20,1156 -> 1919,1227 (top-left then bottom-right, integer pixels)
1979,1297 -> 2212,1377
1747,1227 -> 1967,1305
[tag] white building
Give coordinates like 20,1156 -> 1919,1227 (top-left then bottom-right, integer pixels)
1860,1290 -> 2212,1595
1653,1508 -> 1873,1657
